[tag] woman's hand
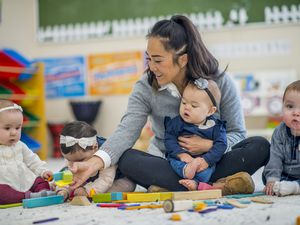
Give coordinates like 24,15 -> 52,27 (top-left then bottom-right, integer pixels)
264,181 -> 275,195
69,156 -> 104,190
178,135 -> 213,154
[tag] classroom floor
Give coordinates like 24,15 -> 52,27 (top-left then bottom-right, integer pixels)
1,159 -> 300,225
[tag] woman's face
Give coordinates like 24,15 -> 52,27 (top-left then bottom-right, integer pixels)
146,37 -> 186,87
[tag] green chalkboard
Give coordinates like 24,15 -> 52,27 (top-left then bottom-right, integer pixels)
38,0 -> 299,27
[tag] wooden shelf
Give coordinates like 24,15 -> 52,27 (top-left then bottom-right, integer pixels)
0,63 -> 48,160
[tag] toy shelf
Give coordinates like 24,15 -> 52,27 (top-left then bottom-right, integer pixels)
0,61 -> 48,160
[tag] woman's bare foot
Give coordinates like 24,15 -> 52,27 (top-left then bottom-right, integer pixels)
179,179 -> 198,191
184,159 -> 200,179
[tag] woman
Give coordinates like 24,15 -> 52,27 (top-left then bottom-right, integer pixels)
69,15 -> 270,193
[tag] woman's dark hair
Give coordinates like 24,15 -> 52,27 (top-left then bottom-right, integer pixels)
146,15 -> 226,88
60,121 -> 97,154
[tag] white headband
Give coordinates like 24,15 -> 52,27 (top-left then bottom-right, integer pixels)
60,135 -> 97,149
0,104 -> 23,113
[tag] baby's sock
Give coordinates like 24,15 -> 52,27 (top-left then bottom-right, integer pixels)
29,190 -> 56,199
198,182 -> 215,191
273,181 -> 300,196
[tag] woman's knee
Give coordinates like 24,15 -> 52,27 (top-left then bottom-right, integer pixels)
118,149 -> 141,173
118,149 -> 133,170
250,136 -> 270,154
247,136 -> 270,165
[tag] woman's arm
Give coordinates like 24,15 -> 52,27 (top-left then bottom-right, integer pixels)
70,75 -> 152,189
217,74 -> 246,151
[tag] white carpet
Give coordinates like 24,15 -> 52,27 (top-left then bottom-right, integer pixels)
1,158 -> 299,225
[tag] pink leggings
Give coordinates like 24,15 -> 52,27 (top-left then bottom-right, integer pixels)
0,177 -> 50,204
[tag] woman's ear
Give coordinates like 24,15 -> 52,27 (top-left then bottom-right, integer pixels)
179,53 -> 188,68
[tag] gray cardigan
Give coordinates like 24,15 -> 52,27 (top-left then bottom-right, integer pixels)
99,73 -> 246,165
263,122 -> 300,182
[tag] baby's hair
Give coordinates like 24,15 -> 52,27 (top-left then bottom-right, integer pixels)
283,80 -> 300,102
187,80 -> 221,107
60,121 -> 97,154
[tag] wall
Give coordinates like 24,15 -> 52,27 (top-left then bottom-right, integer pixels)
1,0 -> 300,141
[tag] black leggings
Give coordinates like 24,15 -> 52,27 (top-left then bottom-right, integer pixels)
118,136 -> 270,191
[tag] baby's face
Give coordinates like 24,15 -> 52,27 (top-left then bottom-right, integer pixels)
282,90 -> 300,135
0,110 -> 23,146
62,147 -> 96,163
179,85 -> 214,125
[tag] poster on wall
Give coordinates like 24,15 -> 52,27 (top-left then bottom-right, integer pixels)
88,51 -> 145,95
36,56 -> 86,98
231,70 -> 298,116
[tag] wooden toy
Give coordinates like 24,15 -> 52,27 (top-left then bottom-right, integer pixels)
225,192 -> 264,199
160,192 -> 173,201
170,214 -> 181,221
89,188 -> 96,197
23,195 -> 64,208
124,204 -> 163,210
250,196 -> 273,204
33,217 -> 59,224
0,202 -> 22,209
296,216 -> 300,225
70,196 -> 91,206
127,193 -> 161,202
53,172 -> 63,181
172,189 -> 222,200
225,199 -> 248,208
111,192 -> 123,201
96,203 -> 124,208
92,193 -> 111,203
163,199 -> 193,213
54,171 -> 73,187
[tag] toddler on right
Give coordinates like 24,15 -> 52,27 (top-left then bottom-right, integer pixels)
264,80 -> 300,196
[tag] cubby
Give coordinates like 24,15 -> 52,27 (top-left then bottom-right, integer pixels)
0,49 -> 47,160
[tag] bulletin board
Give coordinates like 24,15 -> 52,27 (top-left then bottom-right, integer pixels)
88,51 -> 145,95
231,70 -> 298,116
38,0 -> 299,27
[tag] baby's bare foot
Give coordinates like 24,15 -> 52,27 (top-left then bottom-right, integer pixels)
179,179 -> 198,191
184,159 -> 199,179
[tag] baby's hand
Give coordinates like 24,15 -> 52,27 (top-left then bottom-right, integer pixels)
57,188 -> 70,201
178,153 -> 193,163
196,158 -> 208,172
264,181 -> 275,195
42,171 -> 53,181
74,187 -> 88,196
